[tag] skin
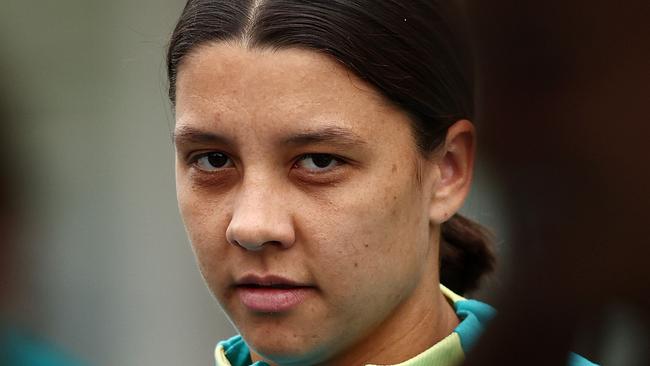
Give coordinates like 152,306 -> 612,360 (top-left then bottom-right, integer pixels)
174,42 -> 475,366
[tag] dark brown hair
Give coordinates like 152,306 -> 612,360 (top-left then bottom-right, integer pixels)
166,0 -> 494,294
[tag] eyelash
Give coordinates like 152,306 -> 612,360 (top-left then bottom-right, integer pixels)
190,152 -> 234,172
188,152 -> 346,174
294,154 -> 344,173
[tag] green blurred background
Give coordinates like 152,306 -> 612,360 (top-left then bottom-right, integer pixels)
0,1 -> 234,364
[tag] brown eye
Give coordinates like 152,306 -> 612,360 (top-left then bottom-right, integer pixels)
194,152 -> 233,171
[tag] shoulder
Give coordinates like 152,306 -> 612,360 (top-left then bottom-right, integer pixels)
441,285 -> 599,366
1,327 -> 84,366
215,335 -> 270,366
441,285 -> 495,352
569,352 -> 599,366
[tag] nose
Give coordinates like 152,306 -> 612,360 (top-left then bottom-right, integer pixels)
225,178 -> 296,251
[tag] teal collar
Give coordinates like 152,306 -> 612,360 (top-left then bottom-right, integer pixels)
214,285 -> 595,366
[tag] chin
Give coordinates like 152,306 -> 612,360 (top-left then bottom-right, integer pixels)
239,321 -> 337,366
249,337 -> 326,365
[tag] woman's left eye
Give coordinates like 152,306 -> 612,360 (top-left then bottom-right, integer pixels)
295,154 -> 342,172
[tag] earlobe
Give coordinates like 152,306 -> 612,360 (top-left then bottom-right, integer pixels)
429,120 -> 476,224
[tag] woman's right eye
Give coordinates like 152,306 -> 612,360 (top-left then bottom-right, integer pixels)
193,152 -> 234,172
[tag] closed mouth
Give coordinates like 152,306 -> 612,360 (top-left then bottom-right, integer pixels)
233,275 -> 316,312
234,274 -> 313,289
237,283 -> 307,289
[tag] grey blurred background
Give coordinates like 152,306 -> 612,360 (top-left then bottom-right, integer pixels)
0,1 -> 644,365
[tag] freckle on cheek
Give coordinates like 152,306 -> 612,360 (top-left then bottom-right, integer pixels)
354,262 -> 358,268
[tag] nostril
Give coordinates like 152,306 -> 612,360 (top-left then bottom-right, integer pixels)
231,238 -> 266,251
226,215 -> 296,250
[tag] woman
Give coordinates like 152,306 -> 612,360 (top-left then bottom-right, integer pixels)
166,1 -> 594,365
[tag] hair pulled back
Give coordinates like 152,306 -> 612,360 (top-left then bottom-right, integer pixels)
167,0 -> 494,294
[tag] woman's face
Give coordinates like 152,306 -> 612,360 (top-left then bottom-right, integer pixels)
174,43 -> 446,364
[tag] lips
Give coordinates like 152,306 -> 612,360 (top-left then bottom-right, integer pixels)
234,274 -> 315,313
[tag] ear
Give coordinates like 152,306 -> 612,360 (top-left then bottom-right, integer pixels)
429,119 -> 476,224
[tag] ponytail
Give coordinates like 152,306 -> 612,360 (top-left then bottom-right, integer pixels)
440,214 -> 495,295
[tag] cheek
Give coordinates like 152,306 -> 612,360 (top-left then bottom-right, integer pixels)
302,174 -> 431,304
177,174 -> 231,241
327,174 -> 427,251
176,184 -> 232,289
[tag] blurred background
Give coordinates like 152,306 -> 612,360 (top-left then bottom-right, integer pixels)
0,1 -> 233,364
0,1 -> 645,365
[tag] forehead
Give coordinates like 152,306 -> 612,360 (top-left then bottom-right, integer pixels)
176,42 -> 379,104
174,42 -> 412,142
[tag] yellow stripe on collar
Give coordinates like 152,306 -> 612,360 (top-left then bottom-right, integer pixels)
440,284 -> 465,304
365,332 -> 465,366
215,343 -> 232,366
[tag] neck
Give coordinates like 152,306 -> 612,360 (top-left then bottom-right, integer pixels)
330,279 -> 458,366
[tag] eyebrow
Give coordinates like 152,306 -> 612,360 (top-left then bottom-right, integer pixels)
173,125 -> 366,148
282,126 -> 366,148
173,126 -> 234,146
